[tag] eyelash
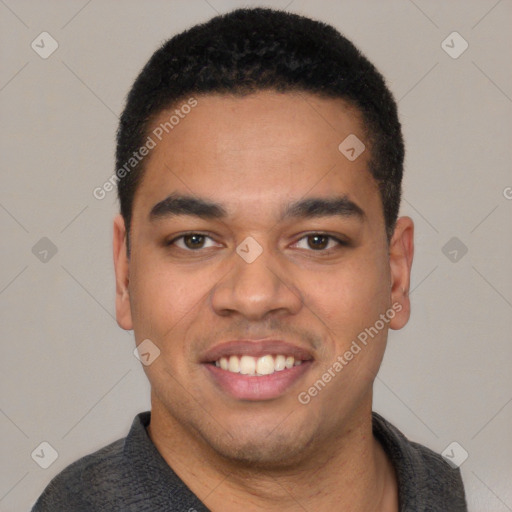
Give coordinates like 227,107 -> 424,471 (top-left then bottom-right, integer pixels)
165,232 -> 348,253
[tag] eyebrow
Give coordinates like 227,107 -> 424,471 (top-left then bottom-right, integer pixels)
149,193 -> 365,222
149,193 -> 227,221
282,196 -> 365,221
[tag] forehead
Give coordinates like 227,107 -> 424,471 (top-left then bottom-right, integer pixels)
133,91 -> 380,223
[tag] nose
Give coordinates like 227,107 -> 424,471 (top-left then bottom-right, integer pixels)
210,244 -> 303,321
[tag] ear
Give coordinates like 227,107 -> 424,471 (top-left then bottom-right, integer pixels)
388,216 -> 414,330
113,214 -> 133,330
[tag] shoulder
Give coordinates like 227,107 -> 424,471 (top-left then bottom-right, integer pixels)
32,411 -> 209,512
31,412 -> 154,512
31,437 -> 132,511
407,438 -> 467,501
372,411 -> 467,511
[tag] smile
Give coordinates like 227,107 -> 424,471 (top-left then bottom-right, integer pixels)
213,354 -> 303,376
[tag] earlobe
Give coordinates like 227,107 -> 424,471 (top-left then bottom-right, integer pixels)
388,216 -> 414,330
113,214 -> 133,330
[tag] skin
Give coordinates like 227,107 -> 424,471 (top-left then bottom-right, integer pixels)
113,91 -> 414,511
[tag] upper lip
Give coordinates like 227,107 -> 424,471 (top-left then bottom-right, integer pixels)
201,339 -> 314,363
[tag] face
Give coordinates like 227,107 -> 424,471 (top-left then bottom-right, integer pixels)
113,91 -> 413,467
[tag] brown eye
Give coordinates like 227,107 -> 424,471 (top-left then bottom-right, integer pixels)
183,234 -> 206,249
307,234 -> 329,250
167,233 -> 220,251
292,233 -> 345,252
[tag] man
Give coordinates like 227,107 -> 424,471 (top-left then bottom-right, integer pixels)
32,7 -> 467,511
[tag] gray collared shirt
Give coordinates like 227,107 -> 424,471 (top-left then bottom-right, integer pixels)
32,411 -> 467,511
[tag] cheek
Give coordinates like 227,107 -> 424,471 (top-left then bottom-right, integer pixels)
304,253 -> 390,330
128,256 -> 209,341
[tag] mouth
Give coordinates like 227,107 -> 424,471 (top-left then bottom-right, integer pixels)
201,340 -> 314,401
211,354 -> 305,376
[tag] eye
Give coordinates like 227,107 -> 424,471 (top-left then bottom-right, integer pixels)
293,233 -> 345,251
168,233 -> 220,250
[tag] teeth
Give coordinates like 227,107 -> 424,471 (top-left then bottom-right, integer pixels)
256,355 -> 274,375
240,355 -> 256,375
274,354 -> 286,371
228,355 -> 240,373
214,354 -> 303,376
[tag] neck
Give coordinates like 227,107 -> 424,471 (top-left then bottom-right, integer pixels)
147,398 -> 398,512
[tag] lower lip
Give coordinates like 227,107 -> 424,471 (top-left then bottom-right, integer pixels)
204,362 -> 312,401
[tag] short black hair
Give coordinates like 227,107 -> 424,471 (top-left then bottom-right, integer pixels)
116,7 -> 404,254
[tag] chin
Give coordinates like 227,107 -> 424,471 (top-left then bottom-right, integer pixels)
201,425 -> 314,470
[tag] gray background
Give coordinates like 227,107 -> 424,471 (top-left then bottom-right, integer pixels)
1,0 -> 511,510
